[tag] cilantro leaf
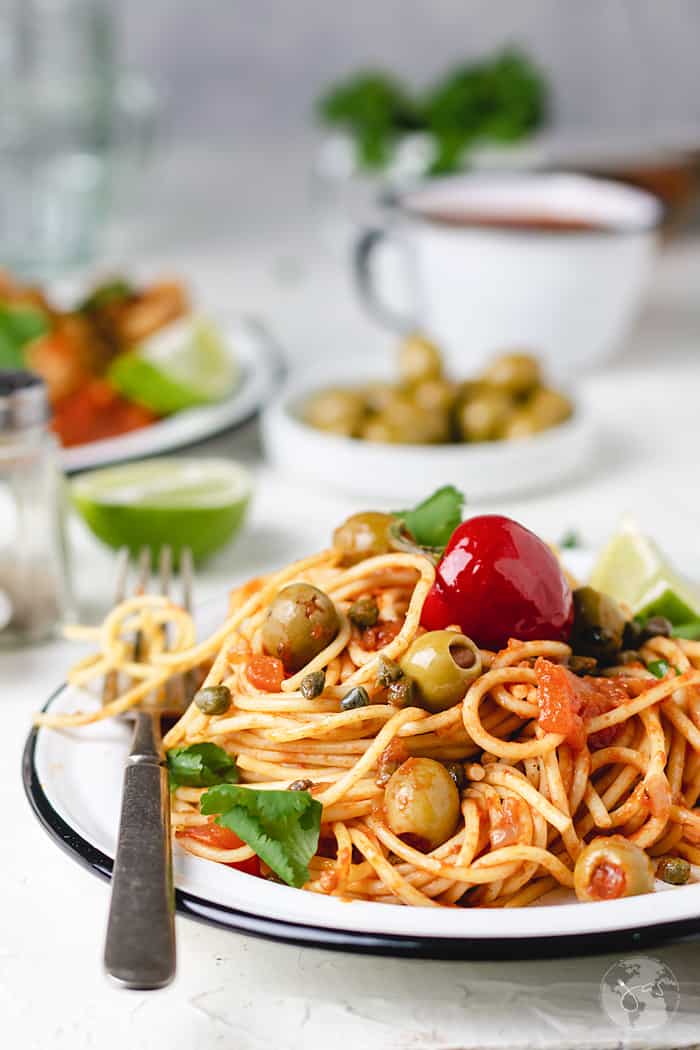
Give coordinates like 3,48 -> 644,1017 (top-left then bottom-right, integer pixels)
0,303 -> 49,367
647,659 -> 670,679
167,743 -> 239,788
201,785 -> 322,888
395,485 -> 464,551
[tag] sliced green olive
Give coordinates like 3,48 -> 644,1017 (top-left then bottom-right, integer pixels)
303,387 -> 367,436
333,511 -> 395,565
384,757 -> 460,850
443,760 -> 466,790
481,352 -> 541,396
397,334 -> 443,384
400,631 -> 482,712
262,582 -> 339,673
656,855 -> 691,885
456,389 -> 514,442
300,669 -> 326,699
571,586 -> 627,662
573,836 -> 654,902
194,684 -> 232,715
348,596 -> 379,628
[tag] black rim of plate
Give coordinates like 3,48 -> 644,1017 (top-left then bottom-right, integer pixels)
22,694 -> 700,961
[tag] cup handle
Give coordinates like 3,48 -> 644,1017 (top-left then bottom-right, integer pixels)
353,227 -> 419,333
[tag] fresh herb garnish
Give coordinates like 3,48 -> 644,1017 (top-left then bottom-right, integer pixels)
647,659 -> 670,679
559,529 -> 581,550
167,743 -> 239,788
671,622 -> 700,640
395,485 -> 464,552
201,785 -> 322,888
79,278 -> 133,313
0,303 -> 49,368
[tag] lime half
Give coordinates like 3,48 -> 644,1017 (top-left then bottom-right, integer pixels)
109,316 -> 239,415
72,458 -> 252,563
589,516 -> 700,624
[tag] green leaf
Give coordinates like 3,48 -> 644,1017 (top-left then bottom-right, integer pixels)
396,485 -> 464,551
559,529 -> 581,550
671,621 -> 700,640
79,279 -> 133,313
647,659 -> 670,679
167,743 -> 239,788
0,303 -> 50,367
201,786 -> 322,888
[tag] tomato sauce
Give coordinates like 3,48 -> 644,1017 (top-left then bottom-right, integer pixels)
246,654 -> 285,692
589,860 -> 626,900
535,658 -> 628,750
177,823 -> 261,876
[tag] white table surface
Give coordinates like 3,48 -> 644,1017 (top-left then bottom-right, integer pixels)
4,222 -> 700,1049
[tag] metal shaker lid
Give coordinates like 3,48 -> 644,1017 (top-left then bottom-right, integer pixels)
0,371 -> 49,431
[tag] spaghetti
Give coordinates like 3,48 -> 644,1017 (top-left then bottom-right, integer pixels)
38,546 -> 700,908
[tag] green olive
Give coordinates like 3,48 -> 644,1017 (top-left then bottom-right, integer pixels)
362,381 -> 397,414
571,586 -> 627,662
527,387 -> 573,428
303,387 -> 367,436
400,631 -> 482,712
262,583 -> 339,673
481,352 -> 541,396
333,511 -> 395,565
398,334 -> 443,384
382,392 -> 450,444
384,757 -> 460,850
194,684 -> 232,715
499,408 -> 541,441
656,855 -> 691,885
359,417 -> 401,444
411,378 -> 457,416
456,389 -> 514,442
573,836 -> 654,902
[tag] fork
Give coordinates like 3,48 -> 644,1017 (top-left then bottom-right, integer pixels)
103,545 -> 194,990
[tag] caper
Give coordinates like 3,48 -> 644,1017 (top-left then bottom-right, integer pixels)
375,739 -> 409,786
622,619 -> 644,649
642,616 -> 673,640
348,596 -> 379,628
456,389 -> 514,442
618,649 -> 642,665
333,511 -> 395,565
262,583 -> 339,673
376,656 -> 403,687
400,631 -> 482,712
656,855 -> 691,885
443,760 -> 466,790
570,587 -> 626,662
569,655 -> 598,676
387,677 -> 416,708
573,835 -> 654,902
289,778 -> 313,792
303,387 -> 367,436
398,333 -> 443,384
527,387 -> 573,428
300,669 -> 326,699
194,684 -> 232,715
481,352 -> 541,396
341,686 -> 370,711
384,757 -> 460,850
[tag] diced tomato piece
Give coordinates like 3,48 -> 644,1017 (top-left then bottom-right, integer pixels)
534,658 -> 628,751
246,654 -> 285,692
51,379 -> 157,447
177,823 -> 261,876
360,619 -> 403,651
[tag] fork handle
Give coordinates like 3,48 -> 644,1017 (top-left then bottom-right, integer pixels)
104,711 -> 176,989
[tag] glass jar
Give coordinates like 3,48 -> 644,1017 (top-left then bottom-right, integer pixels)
0,371 -> 72,645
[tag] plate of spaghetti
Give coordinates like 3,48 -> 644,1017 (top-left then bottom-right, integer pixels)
24,488 -> 700,958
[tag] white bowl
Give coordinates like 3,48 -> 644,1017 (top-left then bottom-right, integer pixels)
261,380 -> 595,503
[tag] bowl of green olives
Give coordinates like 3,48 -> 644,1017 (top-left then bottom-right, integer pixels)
262,337 -> 594,501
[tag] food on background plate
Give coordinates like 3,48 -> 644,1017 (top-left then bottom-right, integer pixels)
0,270 -> 238,448
302,335 -> 573,445
71,458 -> 252,564
39,486 -> 700,908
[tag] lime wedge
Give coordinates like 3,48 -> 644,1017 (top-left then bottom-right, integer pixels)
108,316 -> 238,415
589,516 -> 700,624
72,458 -> 251,563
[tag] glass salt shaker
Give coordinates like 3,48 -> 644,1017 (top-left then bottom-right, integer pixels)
0,371 -> 72,645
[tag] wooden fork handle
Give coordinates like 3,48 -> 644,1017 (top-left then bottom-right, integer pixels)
104,711 -> 175,989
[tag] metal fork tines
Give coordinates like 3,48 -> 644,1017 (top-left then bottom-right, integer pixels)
103,544 -> 194,990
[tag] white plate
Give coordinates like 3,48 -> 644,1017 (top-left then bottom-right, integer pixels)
261,379 -> 595,503
60,317 -> 285,473
24,590 -> 700,959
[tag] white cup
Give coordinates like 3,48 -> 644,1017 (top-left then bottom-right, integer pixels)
354,173 -> 662,374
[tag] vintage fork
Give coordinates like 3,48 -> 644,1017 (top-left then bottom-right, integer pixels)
103,545 -> 193,990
